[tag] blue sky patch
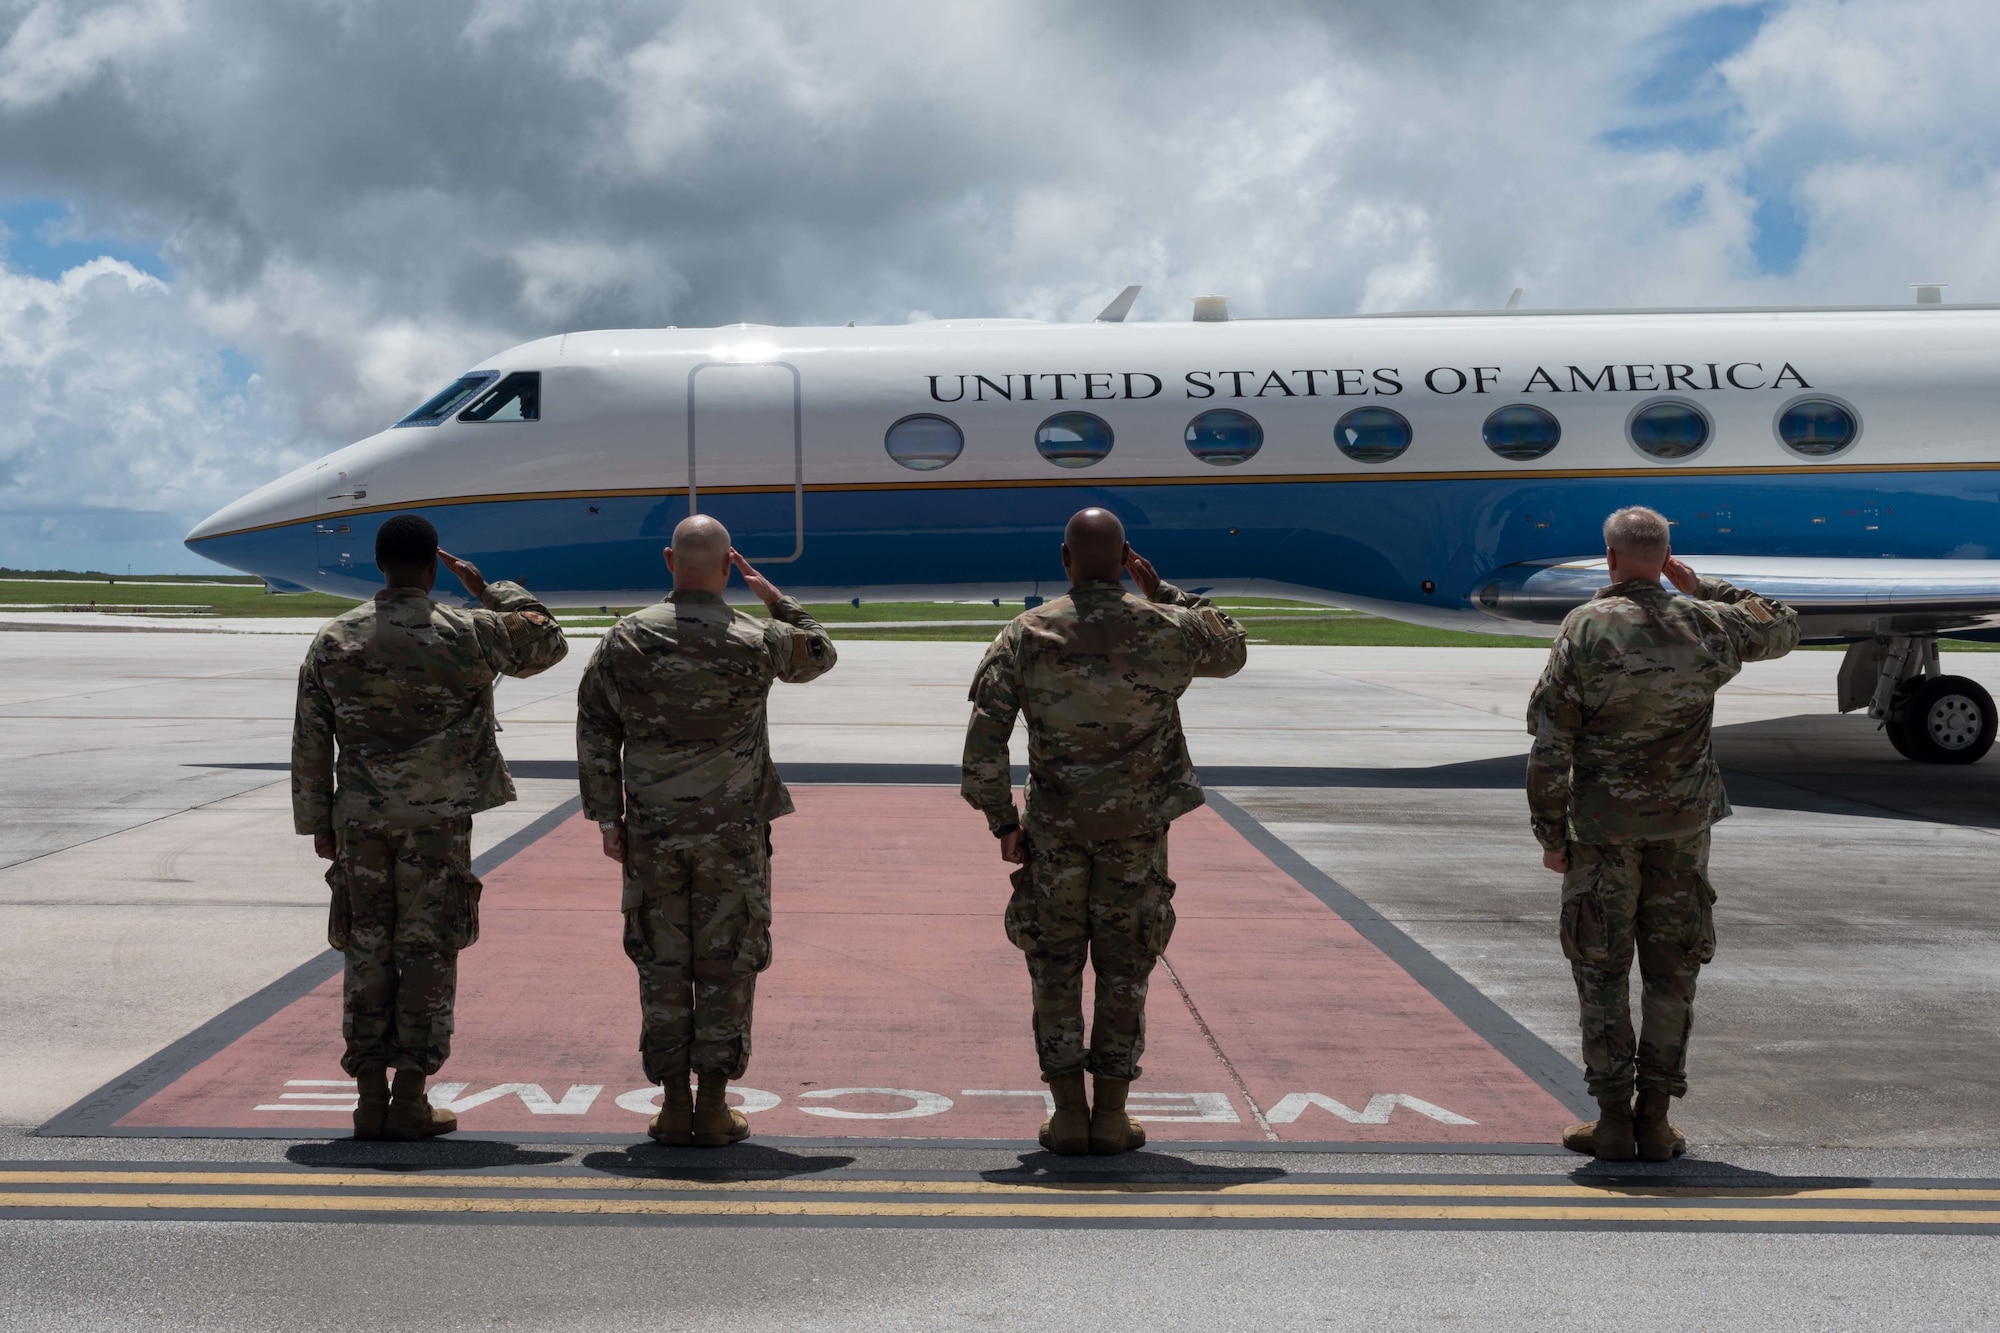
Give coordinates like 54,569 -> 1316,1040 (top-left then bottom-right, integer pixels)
1604,3 -> 1778,153
0,198 -> 170,281
1750,190 -> 1806,274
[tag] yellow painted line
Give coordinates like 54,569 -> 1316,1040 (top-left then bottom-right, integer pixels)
2,1191 -> 1998,1224
5,1170 -> 2000,1204
189,458 -> 2000,540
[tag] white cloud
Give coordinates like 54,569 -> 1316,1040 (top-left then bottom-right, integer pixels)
0,0 -> 1996,570
0,0 -> 184,108
0,254 -> 301,569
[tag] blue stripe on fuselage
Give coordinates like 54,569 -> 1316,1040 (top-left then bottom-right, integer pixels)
185,470 -> 2000,607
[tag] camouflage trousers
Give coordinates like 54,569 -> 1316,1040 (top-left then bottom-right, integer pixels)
1559,830 -> 1717,1100
622,824 -> 774,1082
1004,827 -> 1177,1081
328,819 -> 480,1077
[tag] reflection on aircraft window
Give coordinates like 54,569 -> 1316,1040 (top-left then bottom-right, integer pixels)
459,371 -> 541,422
1776,398 -> 1857,457
1482,404 -> 1561,461
1036,411 -> 1114,468
1628,400 -> 1711,460
1333,406 -> 1411,463
396,372 -> 498,427
1185,409 -> 1263,465
884,414 -> 964,470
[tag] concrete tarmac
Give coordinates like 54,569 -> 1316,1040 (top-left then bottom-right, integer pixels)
8,625 -> 2000,1327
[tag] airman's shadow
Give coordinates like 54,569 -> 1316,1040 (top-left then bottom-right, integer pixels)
1569,1155 -> 1870,1194
580,1144 -> 856,1179
990,1148 -> 1287,1189
284,1140 -> 569,1172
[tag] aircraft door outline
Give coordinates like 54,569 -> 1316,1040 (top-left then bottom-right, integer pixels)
686,360 -> 805,563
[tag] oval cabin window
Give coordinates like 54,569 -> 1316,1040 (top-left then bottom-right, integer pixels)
1184,409 -> 1263,465
1333,406 -> 1412,463
1775,398 -> 1858,458
1036,411 -> 1114,468
884,414 -> 964,471
1482,404 -> 1561,461
1628,400 -> 1712,461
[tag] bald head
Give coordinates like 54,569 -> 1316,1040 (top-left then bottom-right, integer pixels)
666,514 -> 731,592
1062,508 -> 1127,582
1603,505 -> 1670,582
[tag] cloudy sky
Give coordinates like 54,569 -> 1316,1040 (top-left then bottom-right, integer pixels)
0,0 -> 1994,572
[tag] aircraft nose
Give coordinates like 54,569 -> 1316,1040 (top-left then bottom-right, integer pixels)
182,463 -> 332,582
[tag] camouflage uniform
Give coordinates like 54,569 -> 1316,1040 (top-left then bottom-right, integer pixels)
575,591 -> 835,1082
963,579 -> 1248,1080
1527,575 -> 1799,1101
294,581 -> 568,1076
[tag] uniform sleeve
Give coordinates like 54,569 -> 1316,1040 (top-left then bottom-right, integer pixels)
473,580 -> 569,679
961,626 -> 1023,835
1153,581 -> 1249,679
764,596 -> 838,683
1524,630 -> 1584,852
291,644 -> 337,837
574,635 -> 626,825
1695,576 -> 1801,664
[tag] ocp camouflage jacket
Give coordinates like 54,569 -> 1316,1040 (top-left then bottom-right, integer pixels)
575,591 -> 836,834
293,581 -> 568,835
1526,575 -> 1800,850
962,579 -> 1249,842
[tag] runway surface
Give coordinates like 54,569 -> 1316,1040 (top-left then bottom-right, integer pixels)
10,626 -> 2000,1327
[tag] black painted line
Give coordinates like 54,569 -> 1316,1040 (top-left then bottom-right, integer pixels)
36,796 -> 584,1139
1202,791 -> 1595,1119
470,796 -> 585,878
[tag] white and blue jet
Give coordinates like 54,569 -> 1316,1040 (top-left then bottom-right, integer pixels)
188,287 -> 2000,763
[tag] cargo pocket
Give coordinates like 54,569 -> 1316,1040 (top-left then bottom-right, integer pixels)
737,895 -> 774,975
446,867 -> 483,951
324,860 -> 353,952
1559,872 -> 1612,967
1688,874 -> 1718,965
1002,865 -> 1038,952
1139,897 -> 1178,958
622,892 -> 656,966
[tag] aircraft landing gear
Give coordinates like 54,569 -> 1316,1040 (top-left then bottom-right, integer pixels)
1890,674 -> 1996,764
1841,636 -> 1996,764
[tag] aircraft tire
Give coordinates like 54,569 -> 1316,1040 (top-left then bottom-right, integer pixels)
1884,715 -> 1918,761
1897,675 -> 1997,764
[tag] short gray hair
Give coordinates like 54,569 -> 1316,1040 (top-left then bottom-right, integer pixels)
1603,506 -> 1670,560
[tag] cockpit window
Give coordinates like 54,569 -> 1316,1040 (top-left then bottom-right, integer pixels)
396,372 -> 499,427
459,371 -> 541,423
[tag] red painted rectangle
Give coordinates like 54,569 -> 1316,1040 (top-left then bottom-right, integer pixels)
116,788 -> 1573,1144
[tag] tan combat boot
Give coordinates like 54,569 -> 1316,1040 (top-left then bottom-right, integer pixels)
1561,1095 -> 1635,1160
383,1069 -> 458,1140
1088,1076 -> 1146,1156
649,1076 -> 694,1147
1634,1089 -> 1687,1162
352,1067 -> 389,1141
691,1072 -> 750,1147
1038,1072 -> 1090,1156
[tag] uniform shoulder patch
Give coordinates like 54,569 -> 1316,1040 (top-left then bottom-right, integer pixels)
1741,597 -> 1775,624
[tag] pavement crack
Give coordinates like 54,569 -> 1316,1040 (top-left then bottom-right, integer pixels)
1158,952 -> 1278,1141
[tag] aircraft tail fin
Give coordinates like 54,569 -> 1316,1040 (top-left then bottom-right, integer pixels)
1094,285 -> 1142,322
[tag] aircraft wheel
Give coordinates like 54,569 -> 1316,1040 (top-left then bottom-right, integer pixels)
1884,715 -> 1918,761
1897,675 -> 1997,764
